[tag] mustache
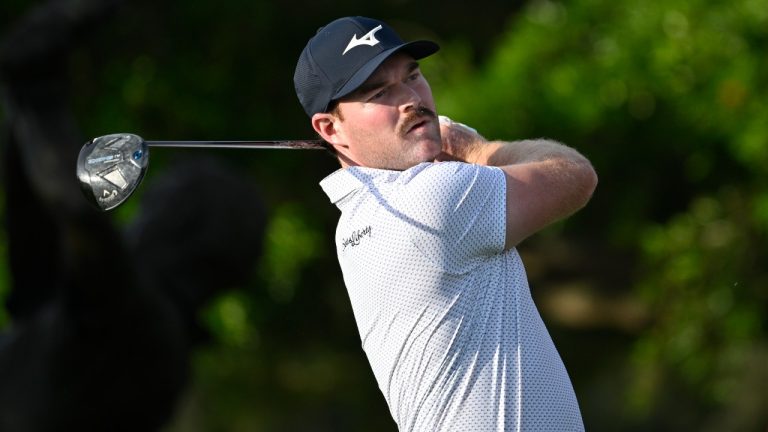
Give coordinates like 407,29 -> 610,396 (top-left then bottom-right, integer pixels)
398,106 -> 437,136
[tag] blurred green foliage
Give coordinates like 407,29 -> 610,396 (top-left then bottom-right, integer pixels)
1,0 -> 766,430
259,203 -> 323,304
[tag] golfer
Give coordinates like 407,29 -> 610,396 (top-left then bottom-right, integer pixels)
294,16 -> 597,431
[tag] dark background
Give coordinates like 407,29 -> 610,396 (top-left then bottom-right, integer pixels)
0,0 -> 765,430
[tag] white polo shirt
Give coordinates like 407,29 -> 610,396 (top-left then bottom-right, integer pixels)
320,162 -> 583,432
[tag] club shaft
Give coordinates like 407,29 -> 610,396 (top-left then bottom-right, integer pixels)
144,140 -> 326,150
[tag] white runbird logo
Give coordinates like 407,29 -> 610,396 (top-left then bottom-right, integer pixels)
343,25 -> 383,55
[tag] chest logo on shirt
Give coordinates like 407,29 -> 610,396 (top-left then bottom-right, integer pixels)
342,225 -> 372,250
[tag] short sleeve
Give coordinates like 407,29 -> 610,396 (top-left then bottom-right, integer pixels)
395,162 -> 506,274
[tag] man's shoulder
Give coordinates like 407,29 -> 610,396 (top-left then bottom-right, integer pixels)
398,161 -> 489,183
320,162 -> 503,205
405,161 -> 478,177
343,162 -> 504,208
397,162 -> 503,195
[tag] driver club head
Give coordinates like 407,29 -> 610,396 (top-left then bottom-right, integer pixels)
76,133 -> 149,211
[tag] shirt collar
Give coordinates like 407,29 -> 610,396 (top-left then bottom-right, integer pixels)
319,166 -> 396,205
320,162 -> 438,205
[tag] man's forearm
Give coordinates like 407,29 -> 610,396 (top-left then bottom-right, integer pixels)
437,117 -> 591,169
469,139 -> 591,169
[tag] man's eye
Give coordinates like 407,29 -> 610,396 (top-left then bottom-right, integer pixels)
370,89 -> 386,100
408,73 -> 420,81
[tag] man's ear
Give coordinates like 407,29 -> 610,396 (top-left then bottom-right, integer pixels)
312,113 -> 344,147
312,110 -> 355,166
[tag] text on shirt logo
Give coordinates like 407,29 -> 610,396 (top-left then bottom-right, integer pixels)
342,226 -> 372,250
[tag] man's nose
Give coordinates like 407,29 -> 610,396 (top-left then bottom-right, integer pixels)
397,84 -> 422,112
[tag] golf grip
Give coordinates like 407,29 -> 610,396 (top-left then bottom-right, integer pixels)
144,140 -> 327,150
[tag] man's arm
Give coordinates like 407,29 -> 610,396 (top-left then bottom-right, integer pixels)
437,117 -> 598,249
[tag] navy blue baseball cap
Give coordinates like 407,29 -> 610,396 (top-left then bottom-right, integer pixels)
294,16 -> 439,117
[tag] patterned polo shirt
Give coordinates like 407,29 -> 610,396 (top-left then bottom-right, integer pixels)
320,161 -> 583,431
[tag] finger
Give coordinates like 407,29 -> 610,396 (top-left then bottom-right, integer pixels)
439,115 -> 478,135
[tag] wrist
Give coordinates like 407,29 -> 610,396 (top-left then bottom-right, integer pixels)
438,116 -> 488,164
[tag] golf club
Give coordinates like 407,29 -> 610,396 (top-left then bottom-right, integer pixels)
77,133 -> 325,211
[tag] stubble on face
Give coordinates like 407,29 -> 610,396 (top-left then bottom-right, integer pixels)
393,106 -> 442,166
343,106 -> 442,170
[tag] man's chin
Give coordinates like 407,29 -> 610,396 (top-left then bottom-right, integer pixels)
410,129 -> 442,151
416,144 -> 443,164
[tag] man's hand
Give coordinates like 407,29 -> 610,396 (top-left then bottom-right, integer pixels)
435,116 -> 485,163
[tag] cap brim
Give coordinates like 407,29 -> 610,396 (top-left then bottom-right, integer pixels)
331,40 -> 439,102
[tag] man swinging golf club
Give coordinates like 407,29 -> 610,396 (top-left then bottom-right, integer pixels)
295,16 -> 597,431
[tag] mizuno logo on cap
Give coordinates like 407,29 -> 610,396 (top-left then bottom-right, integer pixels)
342,25 -> 383,55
